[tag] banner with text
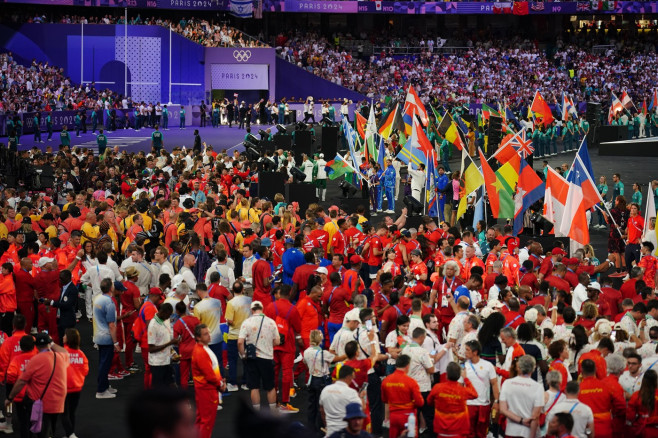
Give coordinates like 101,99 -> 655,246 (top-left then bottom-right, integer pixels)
0,0 -> 229,10
211,64 -> 269,90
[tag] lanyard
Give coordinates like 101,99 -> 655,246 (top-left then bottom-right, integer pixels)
442,276 -> 455,295
468,361 -> 486,382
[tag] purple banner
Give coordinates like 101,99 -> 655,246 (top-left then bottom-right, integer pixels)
264,0 -> 658,14
21,110 -> 85,135
0,0 -> 229,10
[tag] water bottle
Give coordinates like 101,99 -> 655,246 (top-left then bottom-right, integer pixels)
407,412 -> 416,437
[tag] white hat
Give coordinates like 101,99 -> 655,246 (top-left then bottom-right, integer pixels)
37,257 -> 54,268
487,299 -> 505,309
315,267 -> 328,275
345,308 -> 361,322
524,307 -> 538,323
480,307 -> 497,319
588,281 -> 602,292
596,319 -> 612,336
251,301 -> 263,310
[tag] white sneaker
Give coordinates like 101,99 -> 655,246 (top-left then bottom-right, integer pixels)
107,386 -> 118,394
227,383 -> 239,392
0,422 -> 12,434
69,434 -> 79,438
216,405 -> 223,411
135,345 -> 142,353
241,384 -> 249,391
96,390 -> 116,399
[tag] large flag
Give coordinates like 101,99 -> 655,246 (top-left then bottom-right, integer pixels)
229,0 -> 253,17
643,99 -> 648,117
377,135 -> 386,168
506,127 -> 534,159
456,156 -> 484,220
479,149 -> 514,219
561,93 -> 578,121
530,91 -> 554,126
343,118 -> 362,171
472,194 -> 485,229
513,157 -> 546,235
567,138 -> 601,211
560,178 -> 591,245
378,103 -> 398,139
411,116 -> 434,156
481,104 -> 500,121
437,112 -> 465,151
504,106 -> 521,129
426,151 -> 439,217
396,133 -> 426,170
403,85 -> 428,135
365,103 -> 378,162
608,92 -> 624,123
355,111 -> 367,139
650,89 -> 658,112
325,154 -> 352,180
621,90 -> 634,110
544,167 -> 569,235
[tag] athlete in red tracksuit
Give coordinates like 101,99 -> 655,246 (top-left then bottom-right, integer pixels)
0,318 -> 27,383
578,359 -> 626,438
173,307 -> 200,388
428,363 -> 478,438
132,290 -> 161,388
192,325 -> 225,438
381,357 -> 425,438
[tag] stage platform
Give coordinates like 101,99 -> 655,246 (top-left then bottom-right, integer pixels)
599,136 -> 658,157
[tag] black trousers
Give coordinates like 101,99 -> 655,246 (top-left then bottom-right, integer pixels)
151,364 -> 174,387
367,372 -> 384,435
61,391 -> 81,436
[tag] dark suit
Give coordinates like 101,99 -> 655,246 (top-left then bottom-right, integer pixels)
52,282 -> 78,343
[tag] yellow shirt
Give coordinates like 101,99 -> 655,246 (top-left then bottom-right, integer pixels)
323,220 -> 340,251
141,213 -> 153,232
118,216 -> 133,236
44,225 -> 58,240
80,222 -> 99,244
0,223 -> 8,240
225,295 -> 252,340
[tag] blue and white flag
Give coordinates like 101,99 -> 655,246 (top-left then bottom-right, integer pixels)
230,0 -> 253,17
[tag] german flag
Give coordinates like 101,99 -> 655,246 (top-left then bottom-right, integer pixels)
378,103 -> 398,139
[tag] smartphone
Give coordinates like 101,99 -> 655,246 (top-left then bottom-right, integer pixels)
430,350 -> 437,356
360,382 -> 369,393
365,320 -> 373,331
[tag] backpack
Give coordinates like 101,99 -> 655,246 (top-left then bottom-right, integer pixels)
274,303 -> 293,344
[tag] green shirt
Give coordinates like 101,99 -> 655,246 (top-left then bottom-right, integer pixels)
97,134 -> 107,148
152,130 -> 163,146
180,109 -> 185,118
60,131 -> 70,145
33,117 -> 39,129
632,191 -> 642,206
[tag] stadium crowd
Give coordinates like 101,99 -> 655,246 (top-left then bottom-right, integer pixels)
4,11 -> 268,48
277,28 -> 658,107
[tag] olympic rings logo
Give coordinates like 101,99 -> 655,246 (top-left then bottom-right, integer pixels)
233,50 -> 252,62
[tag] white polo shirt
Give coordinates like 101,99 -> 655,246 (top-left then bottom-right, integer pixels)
319,381 -> 362,436
500,376 -> 544,437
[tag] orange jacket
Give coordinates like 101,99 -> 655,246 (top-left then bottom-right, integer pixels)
578,376 -> 626,437
0,274 -> 16,313
427,379 -> 478,436
627,389 -> 658,426
64,346 -> 89,393
578,350 -> 607,380
381,369 -> 424,413
548,360 -> 568,392
296,297 -> 322,340
192,343 -> 223,391
6,350 -> 37,402
0,330 -> 27,381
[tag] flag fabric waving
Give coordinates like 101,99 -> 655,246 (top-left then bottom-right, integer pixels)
377,135 -> 386,168
567,138 -> 601,211
621,90 -> 634,110
426,151 -> 439,217
326,154 -> 351,180
437,112 -> 466,151
644,182 -> 656,238
530,91 -> 554,126
479,149 -> 514,219
544,166 -> 570,235
608,92 -> 624,123
403,85 -> 428,135
507,128 -> 534,159
355,111 -> 367,139
378,103 -> 398,139
396,133 -> 426,170
456,155 -> 484,220
650,89 -> 658,112
513,157 -> 545,235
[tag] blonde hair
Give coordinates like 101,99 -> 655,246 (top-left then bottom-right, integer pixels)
309,330 -> 323,346
581,302 -> 598,320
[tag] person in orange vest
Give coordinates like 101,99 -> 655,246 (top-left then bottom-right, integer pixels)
547,412 -> 579,438
5,334 -> 36,437
578,358 -> 626,438
381,354 -> 425,438
577,337 -> 612,380
62,328 -> 89,438
427,361 -> 478,438
192,323 -> 226,438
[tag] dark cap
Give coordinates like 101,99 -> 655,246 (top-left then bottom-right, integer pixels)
35,332 -> 52,347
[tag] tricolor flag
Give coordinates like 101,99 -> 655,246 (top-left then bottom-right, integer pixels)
403,85 -> 428,135
544,167 -> 569,235
426,150 -> 439,218
437,111 -> 466,151
608,92 -> 624,123
620,90 -> 634,110
649,89 -> 658,112
378,103 -> 398,139
456,154 -> 484,220
513,157 -> 545,235
567,138 -> 601,211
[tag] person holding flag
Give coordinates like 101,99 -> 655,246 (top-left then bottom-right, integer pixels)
382,158 -> 397,213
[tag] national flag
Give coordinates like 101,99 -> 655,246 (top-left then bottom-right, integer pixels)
456,156 -> 484,220
229,0 -> 253,17
561,93 -> 570,121
343,118 -> 362,171
513,157 -> 545,235
325,154 -> 351,180
566,138 -> 601,211
438,112 -> 465,151
491,142 -> 521,171
366,103 -> 378,161
513,1 -> 529,14
403,85 -> 428,135
507,128 -> 534,159
568,96 -> 579,119
505,107 -> 520,129
479,149 -> 514,219
608,92 -> 624,123
396,135 -> 427,170
455,116 -> 469,135
472,194 -> 484,229
426,151 -> 439,217
355,111 -> 367,139
560,178 -> 591,245
377,135 -> 386,168
650,89 -> 658,111
411,116 -> 434,157
378,103 -> 398,139
577,1 -> 590,11
544,167 -> 569,235
530,91 -> 554,126
481,104 -> 500,121
620,90 -> 634,110
643,99 -> 648,117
